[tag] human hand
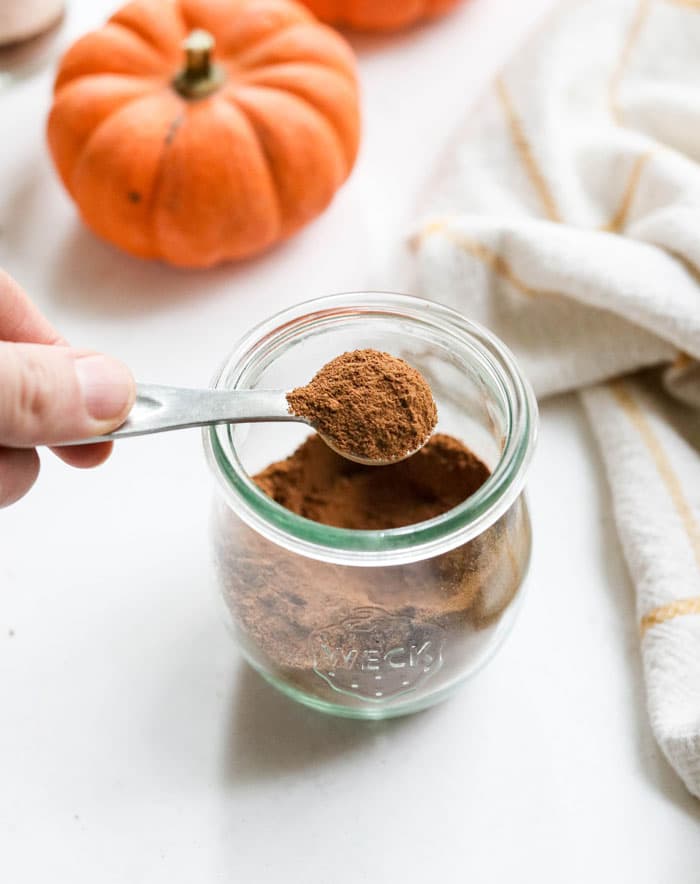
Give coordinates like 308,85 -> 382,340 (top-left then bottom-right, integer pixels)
0,270 -> 135,507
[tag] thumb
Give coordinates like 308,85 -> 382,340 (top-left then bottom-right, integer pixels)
0,342 -> 135,447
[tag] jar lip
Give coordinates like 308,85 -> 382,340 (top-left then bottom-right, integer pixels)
204,292 -> 538,566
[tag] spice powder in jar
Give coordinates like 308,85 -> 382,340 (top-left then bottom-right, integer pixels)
216,350 -> 527,700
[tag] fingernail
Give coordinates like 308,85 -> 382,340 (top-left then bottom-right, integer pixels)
75,355 -> 134,421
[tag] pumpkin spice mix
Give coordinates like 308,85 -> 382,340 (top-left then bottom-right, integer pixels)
215,350 -> 526,687
286,349 -> 438,464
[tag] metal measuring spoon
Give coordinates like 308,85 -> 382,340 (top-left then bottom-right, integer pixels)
61,383 -> 428,467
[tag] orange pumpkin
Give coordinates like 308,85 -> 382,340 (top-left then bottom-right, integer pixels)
47,0 -> 361,268
299,0 -> 461,31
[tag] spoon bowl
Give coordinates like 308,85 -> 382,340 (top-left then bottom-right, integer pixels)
319,433 -> 428,467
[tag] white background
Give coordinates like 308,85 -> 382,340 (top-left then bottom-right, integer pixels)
1,0 -> 699,881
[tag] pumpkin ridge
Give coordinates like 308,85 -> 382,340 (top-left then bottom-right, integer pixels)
108,22 -> 181,64
52,71 -> 164,101
164,94 -> 284,264
49,74 -> 164,190
219,22 -> 305,71
175,0 -> 201,36
110,3 -> 188,61
69,84 -> 179,257
237,58 -> 355,84
232,23 -> 356,80
197,8 -> 310,62
234,81 -> 352,176
144,108 -> 192,260
101,22 -> 174,72
70,87 -> 175,200
238,62 -> 359,167
219,92 -> 284,233
54,24 -> 171,93
228,85 -> 347,233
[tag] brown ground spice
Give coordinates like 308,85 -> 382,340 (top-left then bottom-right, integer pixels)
254,433 -> 489,529
213,432 -> 529,689
286,349 -> 438,462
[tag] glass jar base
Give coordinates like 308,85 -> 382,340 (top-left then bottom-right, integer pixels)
251,661 -> 457,720
239,575 -> 530,720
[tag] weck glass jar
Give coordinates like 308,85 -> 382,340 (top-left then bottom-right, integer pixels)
204,292 -> 537,719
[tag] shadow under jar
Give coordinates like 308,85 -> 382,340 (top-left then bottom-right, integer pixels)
205,293 -> 538,719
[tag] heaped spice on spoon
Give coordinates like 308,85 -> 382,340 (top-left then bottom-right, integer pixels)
286,349 -> 438,463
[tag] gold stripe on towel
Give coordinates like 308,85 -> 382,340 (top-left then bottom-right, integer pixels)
417,222 -> 541,298
609,0 -> 651,124
601,151 -> 655,232
672,351 -> 694,370
665,0 -> 700,10
611,381 -> 700,634
640,597 -> 700,635
495,77 -> 562,223
610,379 -> 700,573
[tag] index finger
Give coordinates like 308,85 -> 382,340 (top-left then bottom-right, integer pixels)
0,269 -> 65,345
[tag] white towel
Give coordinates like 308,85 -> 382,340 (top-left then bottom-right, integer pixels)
409,0 -> 700,798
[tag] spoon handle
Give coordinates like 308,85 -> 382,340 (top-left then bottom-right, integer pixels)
64,383 -> 296,445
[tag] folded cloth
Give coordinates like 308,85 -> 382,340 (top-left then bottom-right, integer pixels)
409,0 -> 700,797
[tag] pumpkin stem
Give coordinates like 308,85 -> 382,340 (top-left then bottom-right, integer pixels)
173,29 -> 226,100
184,29 -> 214,78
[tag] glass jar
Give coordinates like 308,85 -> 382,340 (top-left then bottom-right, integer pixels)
204,292 -> 537,719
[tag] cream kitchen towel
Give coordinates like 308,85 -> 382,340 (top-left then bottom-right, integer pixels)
409,0 -> 700,797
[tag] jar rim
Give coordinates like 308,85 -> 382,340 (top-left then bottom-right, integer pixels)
203,292 -> 538,566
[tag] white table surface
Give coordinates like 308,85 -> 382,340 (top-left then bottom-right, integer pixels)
1,1 -> 699,881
